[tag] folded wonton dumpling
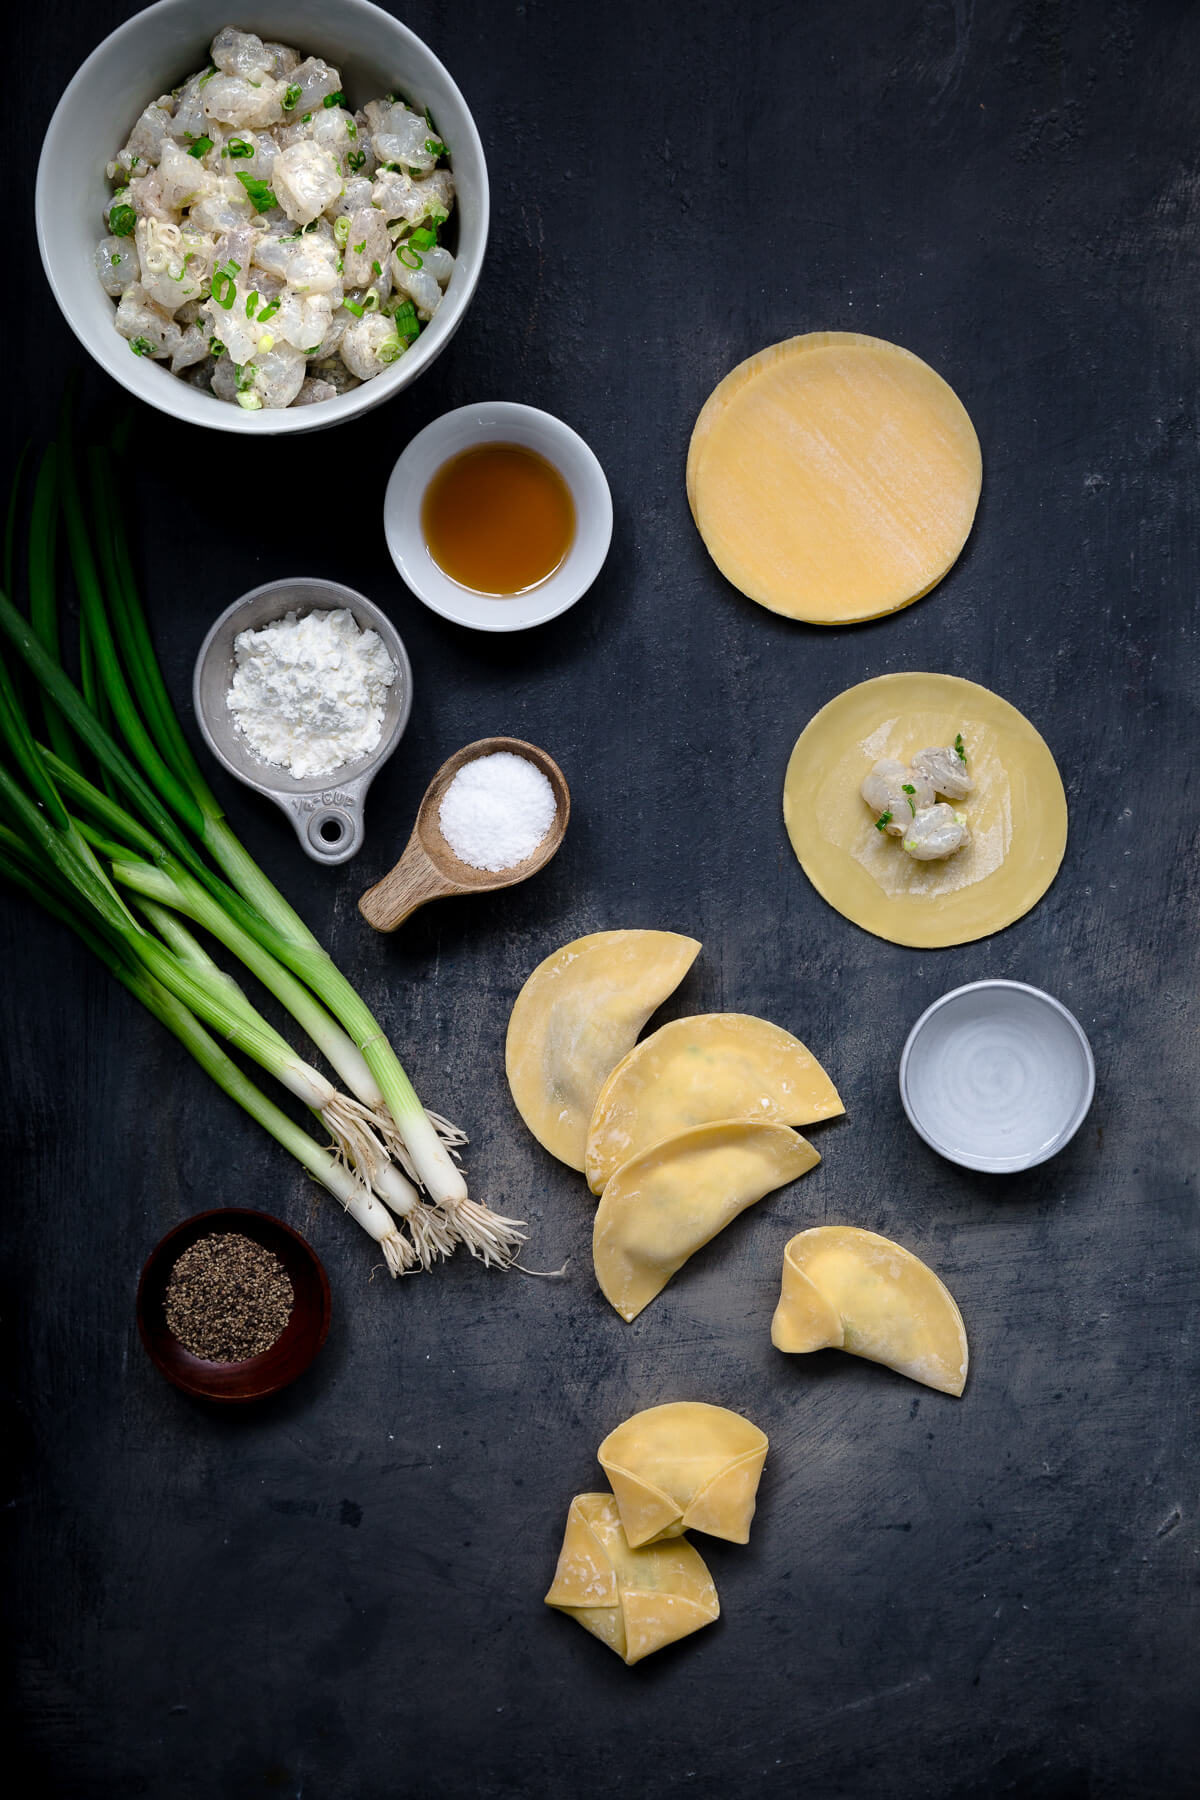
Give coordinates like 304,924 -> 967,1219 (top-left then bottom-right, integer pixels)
771,1226 -> 969,1396
593,1120 -> 820,1321
544,1493 -> 720,1664
585,1011 -> 844,1193
598,1402 -> 768,1546
506,930 -> 701,1170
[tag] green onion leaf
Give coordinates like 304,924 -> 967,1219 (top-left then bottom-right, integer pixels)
377,337 -> 403,364
324,90 -> 346,109
211,260 -> 240,308
410,226 -> 436,250
874,811 -> 892,832
225,136 -> 253,159
955,733 -> 967,764
245,290 -> 259,319
372,260 -> 381,277
425,138 -> 447,158
347,120 -> 357,138
235,173 -> 276,214
256,302 -> 279,323
187,134 -> 213,159
353,239 -> 366,254
108,204 -> 137,237
208,336 -> 225,356
198,66 -> 217,87
347,149 -> 366,172
128,337 -> 156,357
343,299 -> 365,319
396,244 -> 422,270
901,782 -> 916,815
283,83 -> 301,109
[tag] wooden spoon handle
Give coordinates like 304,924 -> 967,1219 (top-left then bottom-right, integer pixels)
358,832 -> 453,931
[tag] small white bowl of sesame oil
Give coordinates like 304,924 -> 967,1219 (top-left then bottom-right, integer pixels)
383,402 -> 613,630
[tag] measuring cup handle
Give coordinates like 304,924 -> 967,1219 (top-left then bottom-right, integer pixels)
276,777 -> 370,866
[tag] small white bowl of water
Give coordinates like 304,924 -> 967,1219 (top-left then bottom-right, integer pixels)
899,980 -> 1095,1173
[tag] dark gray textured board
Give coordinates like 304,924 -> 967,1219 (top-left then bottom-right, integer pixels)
3,2 -> 1197,1796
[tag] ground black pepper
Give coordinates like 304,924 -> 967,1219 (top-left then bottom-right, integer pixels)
163,1231 -> 294,1362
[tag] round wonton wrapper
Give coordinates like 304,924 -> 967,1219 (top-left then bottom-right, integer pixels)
686,333 -> 981,624
783,672 -> 1067,949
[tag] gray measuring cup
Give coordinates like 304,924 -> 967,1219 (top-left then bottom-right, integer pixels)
193,578 -> 412,866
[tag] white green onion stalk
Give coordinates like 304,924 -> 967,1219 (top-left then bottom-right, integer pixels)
0,427 -> 525,1270
0,826 -> 414,1277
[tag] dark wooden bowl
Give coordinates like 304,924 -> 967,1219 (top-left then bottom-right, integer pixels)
136,1208 -> 331,1402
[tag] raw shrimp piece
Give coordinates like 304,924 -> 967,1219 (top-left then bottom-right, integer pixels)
310,357 -> 362,395
127,169 -> 175,224
902,804 -> 971,861
210,28 -> 273,83
203,74 -> 286,132
390,256 -> 443,320
114,284 -> 178,358
262,42 -> 300,78
912,745 -> 974,802
95,239 -> 138,296
271,142 -> 344,225
170,73 -> 210,142
156,140 -> 218,213
328,176 -> 375,218
310,107 -> 360,179
340,314 -> 403,380
244,342 -> 307,409
210,355 -> 241,403
202,276 -> 268,365
169,323 -> 210,374
418,244 -> 456,286
294,378 -> 339,406
135,219 -> 210,312
861,759 -> 934,834
271,290 -> 334,355
178,355 -> 218,391
111,99 -> 176,177
188,176 -> 256,236
284,56 -> 344,115
341,208 -> 390,289
363,100 -> 440,174
371,165 -> 453,225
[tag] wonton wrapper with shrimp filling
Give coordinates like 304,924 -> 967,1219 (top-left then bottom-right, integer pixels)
598,1402 -> 769,1547
544,1493 -> 720,1664
506,930 -> 701,1170
771,1226 -> 969,1397
586,1013 -> 844,1194
594,1121 -> 820,1322
783,672 -> 1067,949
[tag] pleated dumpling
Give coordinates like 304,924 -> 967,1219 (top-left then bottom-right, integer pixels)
593,1121 -> 820,1321
598,1402 -> 768,1546
506,930 -> 701,1170
771,1226 -> 968,1396
544,1493 -> 719,1664
585,1012 -> 844,1193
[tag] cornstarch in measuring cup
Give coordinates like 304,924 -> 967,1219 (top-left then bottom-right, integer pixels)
226,609 -> 395,780
439,752 -> 556,871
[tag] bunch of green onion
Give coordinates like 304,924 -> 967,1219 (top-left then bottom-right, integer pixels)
0,421 -> 524,1275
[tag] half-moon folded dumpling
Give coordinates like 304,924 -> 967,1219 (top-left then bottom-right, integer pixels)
585,1012 -> 844,1194
544,1492 -> 720,1664
598,1402 -> 768,1546
771,1226 -> 968,1396
594,1121 -> 820,1322
506,930 -> 701,1170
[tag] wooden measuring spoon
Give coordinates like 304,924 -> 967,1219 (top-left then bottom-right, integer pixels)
358,737 -> 570,931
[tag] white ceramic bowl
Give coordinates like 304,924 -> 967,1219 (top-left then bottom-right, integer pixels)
383,402 -> 613,630
899,980 -> 1095,1173
36,0 -> 488,435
